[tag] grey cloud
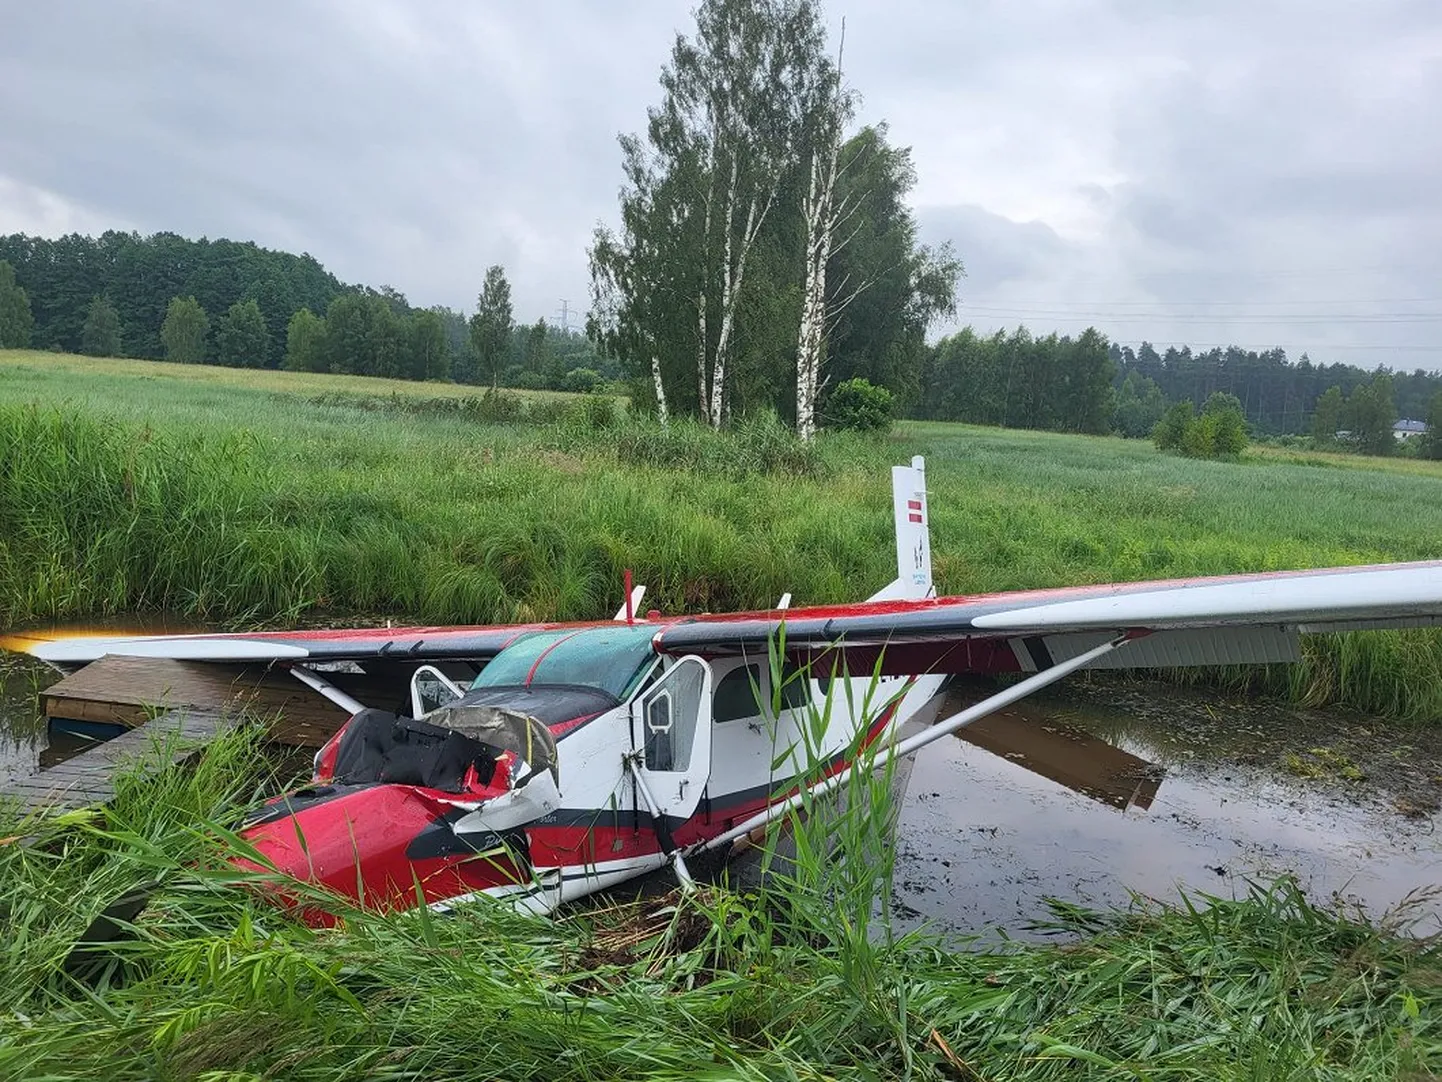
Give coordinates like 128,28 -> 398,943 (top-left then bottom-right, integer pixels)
915,204 -> 1072,298
0,0 -> 1438,368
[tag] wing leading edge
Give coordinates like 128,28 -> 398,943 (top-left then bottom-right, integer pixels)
5,623 -> 562,669
652,560 -> 1442,676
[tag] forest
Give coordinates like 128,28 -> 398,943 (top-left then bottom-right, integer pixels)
912,324 -> 1441,458
1110,340 -> 1442,434
0,232 -> 609,391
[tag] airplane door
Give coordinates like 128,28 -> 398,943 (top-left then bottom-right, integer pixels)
632,655 -> 713,821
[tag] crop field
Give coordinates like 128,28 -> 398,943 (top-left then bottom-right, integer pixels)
3,349 -> 1442,718
0,349 -> 597,403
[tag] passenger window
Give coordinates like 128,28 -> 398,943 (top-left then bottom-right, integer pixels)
778,662 -> 811,710
713,664 -> 763,722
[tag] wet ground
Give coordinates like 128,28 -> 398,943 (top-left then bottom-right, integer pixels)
4,647 -> 1441,939
893,680 -> 1442,940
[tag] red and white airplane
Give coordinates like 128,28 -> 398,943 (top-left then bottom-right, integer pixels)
10,457 -> 1442,919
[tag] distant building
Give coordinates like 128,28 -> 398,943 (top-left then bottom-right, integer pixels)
1393,419 -> 1429,439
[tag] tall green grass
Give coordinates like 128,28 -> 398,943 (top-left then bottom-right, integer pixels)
1,715 -> 1437,1079
2,355 -> 1442,718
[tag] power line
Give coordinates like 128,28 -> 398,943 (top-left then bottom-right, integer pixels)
958,308 -> 1442,325
956,297 -> 1439,308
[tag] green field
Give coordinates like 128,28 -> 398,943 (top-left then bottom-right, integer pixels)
3,348 -> 1442,717
3,353 -> 1442,1078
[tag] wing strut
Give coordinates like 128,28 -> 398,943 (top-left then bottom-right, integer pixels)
290,665 -> 367,716
695,632 -> 1134,856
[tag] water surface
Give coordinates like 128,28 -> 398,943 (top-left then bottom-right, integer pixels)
893,681 -> 1442,939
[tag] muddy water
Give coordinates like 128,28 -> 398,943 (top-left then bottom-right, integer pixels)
0,653 -> 84,779
893,681 -> 1442,940
4,644 -> 1441,938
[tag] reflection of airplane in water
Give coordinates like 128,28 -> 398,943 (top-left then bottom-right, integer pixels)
7,456 -> 1442,922
946,693 -> 1165,811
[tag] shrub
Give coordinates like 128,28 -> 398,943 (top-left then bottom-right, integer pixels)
822,378 -> 895,434
1152,401 -> 1193,451
561,367 -> 602,394
1155,395 -> 1248,460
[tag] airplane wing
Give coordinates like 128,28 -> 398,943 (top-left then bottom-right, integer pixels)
2,622 -> 562,671
653,560 -> 1442,675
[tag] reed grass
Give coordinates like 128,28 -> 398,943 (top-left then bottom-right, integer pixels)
1,718 -> 1437,1080
2,351 -> 1442,718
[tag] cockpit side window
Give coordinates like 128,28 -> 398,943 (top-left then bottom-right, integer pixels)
713,663 -> 763,722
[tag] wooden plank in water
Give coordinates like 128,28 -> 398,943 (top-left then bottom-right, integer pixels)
43,656 -> 354,748
0,709 -> 232,817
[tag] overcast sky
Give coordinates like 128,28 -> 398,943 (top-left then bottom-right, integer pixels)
2,1 -> 1439,371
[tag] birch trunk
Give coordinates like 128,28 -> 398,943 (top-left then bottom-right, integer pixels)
709,162 -> 769,429
795,134 -> 840,441
651,354 -> 669,424
696,157 -> 715,418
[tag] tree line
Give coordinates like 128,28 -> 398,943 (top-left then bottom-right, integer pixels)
912,324 -> 1440,461
0,232 -> 611,390
1111,341 -> 1442,434
914,325 -> 1116,434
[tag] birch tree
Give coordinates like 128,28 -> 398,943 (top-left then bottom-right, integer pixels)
793,38 -> 852,440
589,0 -> 827,426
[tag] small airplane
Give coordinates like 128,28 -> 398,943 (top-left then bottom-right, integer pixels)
9,457 -> 1442,920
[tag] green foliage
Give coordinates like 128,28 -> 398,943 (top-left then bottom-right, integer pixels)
0,727 -> 1438,1080
0,259 -> 33,348
588,11 -> 956,426
159,295 -> 209,364
1113,341 -> 1442,437
407,309 -> 449,382
0,230 -> 347,365
920,325 -> 1116,434
559,366 -> 601,393
1342,375 -> 1398,456
469,265 -> 513,388
822,376 -> 894,433
80,294 -> 121,356
1179,411 -> 1219,457
615,411 -> 830,479
1155,394 -> 1247,459
1312,384 -> 1344,445
1151,400 -> 1194,451
1202,391 -> 1248,456
283,307 -> 327,372
1423,391 -> 1442,460
825,126 -> 962,408
1111,370 -> 1168,438
4,357 -> 1442,719
323,292 -> 404,378
212,298 -> 271,368
524,318 -> 550,374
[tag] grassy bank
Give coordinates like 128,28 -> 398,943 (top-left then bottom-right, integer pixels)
1,727 -> 1437,1080
2,351 -> 1442,718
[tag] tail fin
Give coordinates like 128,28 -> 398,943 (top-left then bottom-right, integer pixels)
869,455 -> 933,601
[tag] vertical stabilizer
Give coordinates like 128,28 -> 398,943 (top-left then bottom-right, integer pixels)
870,456 -> 933,601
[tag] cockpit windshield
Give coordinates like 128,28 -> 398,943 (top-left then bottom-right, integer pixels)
471,625 -> 657,700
